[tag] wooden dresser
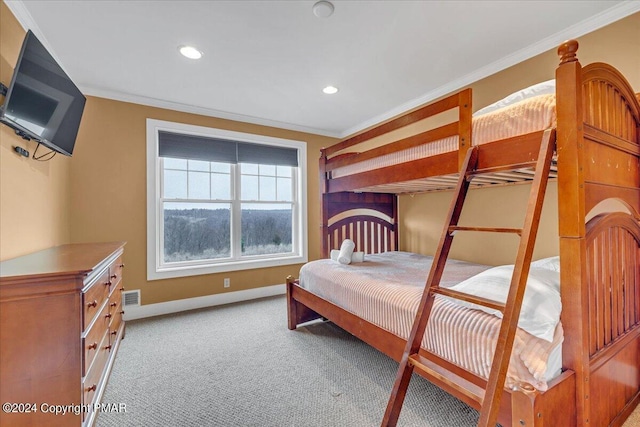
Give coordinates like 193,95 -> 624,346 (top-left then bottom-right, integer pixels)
0,242 -> 126,427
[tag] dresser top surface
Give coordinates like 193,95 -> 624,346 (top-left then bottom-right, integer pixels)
0,242 -> 126,281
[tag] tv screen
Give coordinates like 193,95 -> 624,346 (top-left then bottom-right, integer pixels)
0,30 -> 86,156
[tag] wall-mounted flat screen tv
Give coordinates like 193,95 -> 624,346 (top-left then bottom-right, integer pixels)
0,30 -> 86,156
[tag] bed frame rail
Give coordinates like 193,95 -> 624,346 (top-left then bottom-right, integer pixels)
319,89 -> 472,194
322,89 -> 472,161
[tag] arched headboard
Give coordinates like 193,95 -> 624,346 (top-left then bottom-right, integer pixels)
580,61 -> 640,214
322,191 -> 398,256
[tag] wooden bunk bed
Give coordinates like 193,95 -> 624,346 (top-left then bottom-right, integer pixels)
287,40 -> 640,427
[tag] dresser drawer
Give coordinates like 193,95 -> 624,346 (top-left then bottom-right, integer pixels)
108,256 -> 124,295
83,301 -> 111,376
108,292 -> 123,343
83,268 -> 111,331
82,331 -> 110,419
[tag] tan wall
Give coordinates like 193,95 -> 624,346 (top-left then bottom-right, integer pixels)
400,183 -> 560,265
0,1 -> 72,260
70,97 -> 335,305
399,12 -> 640,265
0,0 -> 335,303
2,0 -> 637,302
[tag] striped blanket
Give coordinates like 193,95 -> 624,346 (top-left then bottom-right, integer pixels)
299,251 -> 563,391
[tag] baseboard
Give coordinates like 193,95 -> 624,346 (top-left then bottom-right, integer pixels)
123,284 -> 286,320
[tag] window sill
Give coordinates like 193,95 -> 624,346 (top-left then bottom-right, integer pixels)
147,254 -> 307,281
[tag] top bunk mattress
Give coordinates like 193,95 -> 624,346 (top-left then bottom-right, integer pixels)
331,93 -> 556,179
298,251 -> 563,392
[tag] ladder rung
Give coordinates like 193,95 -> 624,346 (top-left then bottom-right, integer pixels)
448,226 -> 522,235
431,287 -> 506,312
408,354 -> 485,405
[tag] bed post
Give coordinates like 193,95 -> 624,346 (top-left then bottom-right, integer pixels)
287,275 -> 322,329
458,88 -> 472,169
392,194 -> 399,251
320,148 -> 330,258
555,40 -> 590,427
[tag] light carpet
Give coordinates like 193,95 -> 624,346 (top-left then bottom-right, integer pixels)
97,295 -> 639,427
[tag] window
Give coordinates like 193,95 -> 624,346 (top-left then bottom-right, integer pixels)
147,119 -> 307,280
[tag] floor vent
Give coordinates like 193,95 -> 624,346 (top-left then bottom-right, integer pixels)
122,290 -> 140,307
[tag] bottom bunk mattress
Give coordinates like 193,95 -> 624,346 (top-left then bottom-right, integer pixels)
298,251 -> 563,392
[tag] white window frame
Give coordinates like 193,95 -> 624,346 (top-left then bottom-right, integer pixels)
146,118 -> 308,280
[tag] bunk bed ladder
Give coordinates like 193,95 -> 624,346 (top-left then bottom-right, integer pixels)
381,129 -> 556,427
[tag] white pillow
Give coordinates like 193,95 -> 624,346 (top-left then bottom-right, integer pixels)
473,79 -> 556,117
530,256 -> 560,275
445,265 -> 561,342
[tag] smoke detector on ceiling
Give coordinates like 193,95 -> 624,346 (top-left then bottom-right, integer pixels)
313,1 -> 334,18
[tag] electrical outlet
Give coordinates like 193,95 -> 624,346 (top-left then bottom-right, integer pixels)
223,278 -> 230,288
13,146 -> 29,157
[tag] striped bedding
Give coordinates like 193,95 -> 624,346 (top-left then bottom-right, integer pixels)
298,251 -> 564,392
331,93 -> 556,178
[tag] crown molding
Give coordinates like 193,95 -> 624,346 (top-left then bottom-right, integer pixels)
5,0 -> 639,140
339,1 -> 640,139
81,85 -> 341,138
3,0 -> 341,138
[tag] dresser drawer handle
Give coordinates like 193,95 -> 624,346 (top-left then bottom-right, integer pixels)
110,302 -> 117,308
87,300 -> 98,308
111,330 -> 117,336
86,384 -> 97,392
105,313 -> 112,319
88,342 -> 98,350
104,344 -> 112,351
119,263 -> 125,268
119,287 -> 125,292
105,281 -> 112,287
120,310 -> 125,315
110,274 -> 118,280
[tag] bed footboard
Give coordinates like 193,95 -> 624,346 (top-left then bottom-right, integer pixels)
584,212 -> 640,427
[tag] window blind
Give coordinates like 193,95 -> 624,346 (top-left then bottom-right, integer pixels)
158,131 -> 298,166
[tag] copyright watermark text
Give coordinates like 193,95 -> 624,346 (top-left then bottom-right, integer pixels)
3,402 -> 127,416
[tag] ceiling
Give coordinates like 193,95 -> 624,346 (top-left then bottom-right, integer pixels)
5,1 -> 640,138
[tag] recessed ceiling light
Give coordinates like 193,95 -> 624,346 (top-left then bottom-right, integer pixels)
313,1 -> 334,18
322,86 -> 339,94
179,45 -> 203,60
